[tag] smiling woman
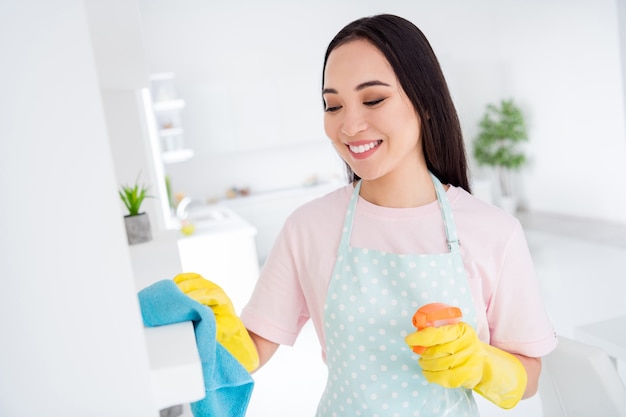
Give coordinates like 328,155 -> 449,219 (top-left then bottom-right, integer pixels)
171,13 -> 559,417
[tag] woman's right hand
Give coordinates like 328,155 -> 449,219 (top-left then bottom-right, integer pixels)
173,272 -> 260,372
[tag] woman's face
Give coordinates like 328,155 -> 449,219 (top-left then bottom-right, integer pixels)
323,39 -> 423,181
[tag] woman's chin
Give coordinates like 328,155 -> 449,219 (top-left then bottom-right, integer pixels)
350,169 -> 385,181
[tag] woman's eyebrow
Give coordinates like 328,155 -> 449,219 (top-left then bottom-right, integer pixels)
355,80 -> 391,91
322,80 -> 391,95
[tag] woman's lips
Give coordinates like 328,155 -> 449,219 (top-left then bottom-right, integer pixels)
347,140 -> 382,159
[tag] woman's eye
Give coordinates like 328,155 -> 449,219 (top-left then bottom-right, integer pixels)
364,98 -> 385,107
325,105 -> 342,113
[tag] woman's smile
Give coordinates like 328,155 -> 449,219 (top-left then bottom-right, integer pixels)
347,139 -> 383,158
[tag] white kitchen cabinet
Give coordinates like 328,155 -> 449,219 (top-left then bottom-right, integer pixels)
219,182 -> 343,263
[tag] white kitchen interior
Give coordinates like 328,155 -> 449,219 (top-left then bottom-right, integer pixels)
1,0 -> 626,417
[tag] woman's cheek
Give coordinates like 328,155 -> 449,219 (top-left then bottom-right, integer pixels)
323,118 -> 339,143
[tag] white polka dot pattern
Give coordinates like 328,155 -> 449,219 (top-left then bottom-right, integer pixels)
318,247 -> 479,417
316,176 -> 480,417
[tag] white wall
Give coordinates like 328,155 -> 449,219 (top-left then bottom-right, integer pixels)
0,1 -> 156,416
501,0 -> 626,220
138,0 -> 626,223
620,0 -> 626,127
86,0 -> 172,232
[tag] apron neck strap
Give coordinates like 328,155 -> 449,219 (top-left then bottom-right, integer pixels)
430,173 -> 460,252
337,181 -> 362,252
340,175 -> 460,253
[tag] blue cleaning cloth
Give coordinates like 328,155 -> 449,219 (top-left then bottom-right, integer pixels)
138,279 -> 254,417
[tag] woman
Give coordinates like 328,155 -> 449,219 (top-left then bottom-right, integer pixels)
177,14 -> 557,416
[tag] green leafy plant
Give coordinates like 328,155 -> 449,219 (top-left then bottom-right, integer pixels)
119,175 -> 153,216
473,99 -> 528,197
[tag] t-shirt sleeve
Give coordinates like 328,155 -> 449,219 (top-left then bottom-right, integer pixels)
240,217 -> 310,346
487,221 -> 558,357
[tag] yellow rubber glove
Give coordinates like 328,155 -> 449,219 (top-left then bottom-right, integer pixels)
405,322 -> 527,409
173,272 -> 259,372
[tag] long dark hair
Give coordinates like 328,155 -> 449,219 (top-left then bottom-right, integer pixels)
322,14 -> 471,193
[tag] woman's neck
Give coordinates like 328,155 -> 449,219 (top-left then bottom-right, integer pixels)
358,169 -> 439,208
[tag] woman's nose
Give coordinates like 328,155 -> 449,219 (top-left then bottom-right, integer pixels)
340,107 -> 367,137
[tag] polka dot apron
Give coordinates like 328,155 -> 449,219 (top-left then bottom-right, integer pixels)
316,174 -> 480,417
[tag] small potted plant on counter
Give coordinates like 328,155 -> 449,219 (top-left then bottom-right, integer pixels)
473,98 -> 529,214
119,175 -> 153,245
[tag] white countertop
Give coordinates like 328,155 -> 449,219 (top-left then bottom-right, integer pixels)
174,205 -> 258,240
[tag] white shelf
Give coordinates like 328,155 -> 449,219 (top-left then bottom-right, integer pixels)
144,321 -> 205,410
129,232 -> 205,411
153,99 -> 186,112
159,127 -> 184,137
162,149 -> 194,164
149,73 -> 194,166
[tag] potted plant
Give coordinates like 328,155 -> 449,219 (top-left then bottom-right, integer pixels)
119,175 -> 153,245
472,99 -> 529,213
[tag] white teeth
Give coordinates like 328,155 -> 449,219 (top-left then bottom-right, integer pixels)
349,140 -> 381,154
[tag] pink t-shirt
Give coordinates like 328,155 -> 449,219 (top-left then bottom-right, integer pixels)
241,183 -> 557,360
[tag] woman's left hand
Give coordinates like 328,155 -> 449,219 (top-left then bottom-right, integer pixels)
405,322 -> 527,409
